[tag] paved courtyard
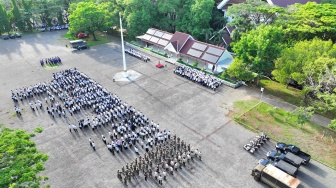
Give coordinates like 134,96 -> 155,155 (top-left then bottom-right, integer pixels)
0,31 -> 335,188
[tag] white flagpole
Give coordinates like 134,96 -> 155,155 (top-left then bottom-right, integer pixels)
119,12 -> 127,72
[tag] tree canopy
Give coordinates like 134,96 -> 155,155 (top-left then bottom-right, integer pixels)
69,1 -> 114,41
230,25 -> 284,81
279,2 -> 336,42
0,2 -> 11,34
0,126 -> 48,188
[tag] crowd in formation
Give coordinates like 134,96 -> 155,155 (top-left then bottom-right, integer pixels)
116,135 -> 202,185
125,48 -> 150,62
174,65 -> 223,91
11,68 -> 203,186
40,56 -> 62,67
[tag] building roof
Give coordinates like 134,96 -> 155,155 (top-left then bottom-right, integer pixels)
169,32 -> 192,52
136,28 -> 173,47
217,0 -> 247,10
267,0 -> 321,7
182,40 -> 226,65
221,26 -> 234,47
138,28 -> 227,65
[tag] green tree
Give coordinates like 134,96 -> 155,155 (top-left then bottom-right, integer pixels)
227,0 -> 283,39
231,25 -> 284,84
272,38 -> 336,85
189,0 -> 214,39
123,0 -> 154,38
321,0 -> 336,4
279,2 -> 336,42
328,119 -> 336,130
227,58 -> 255,81
11,0 -> 24,31
291,107 -> 314,129
201,28 -> 214,43
69,1 -> 113,41
155,0 -> 180,32
0,126 -> 48,187
0,2 -> 11,34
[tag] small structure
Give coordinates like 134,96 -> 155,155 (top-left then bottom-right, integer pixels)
69,40 -> 87,49
137,28 -> 233,73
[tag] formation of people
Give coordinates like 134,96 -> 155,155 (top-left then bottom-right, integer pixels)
174,65 -> 223,91
125,48 -> 150,62
117,135 -> 202,185
10,68 -> 203,186
40,56 -> 62,67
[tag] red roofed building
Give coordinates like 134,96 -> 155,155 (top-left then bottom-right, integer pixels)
137,28 -> 234,73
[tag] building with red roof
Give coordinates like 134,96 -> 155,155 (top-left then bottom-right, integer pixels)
137,28 -> 234,73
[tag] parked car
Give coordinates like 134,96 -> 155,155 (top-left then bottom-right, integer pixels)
15,33 -> 21,38
276,143 -> 311,164
3,35 -> 9,40
40,28 -> 46,32
9,34 -> 16,39
75,32 -> 89,39
77,45 -> 89,50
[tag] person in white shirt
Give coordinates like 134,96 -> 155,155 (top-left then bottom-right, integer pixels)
134,145 -> 139,155
91,141 -> 96,151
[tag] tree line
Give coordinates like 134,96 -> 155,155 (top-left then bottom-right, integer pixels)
0,0 -> 226,44
225,0 -> 336,129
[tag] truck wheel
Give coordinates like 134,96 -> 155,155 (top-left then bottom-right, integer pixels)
254,176 -> 260,181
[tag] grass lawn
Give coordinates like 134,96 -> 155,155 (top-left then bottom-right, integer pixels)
254,79 -> 336,119
44,64 -> 61,70
231,99 -> 336,169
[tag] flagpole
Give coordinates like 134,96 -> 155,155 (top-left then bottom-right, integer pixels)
119,12 -> 127,72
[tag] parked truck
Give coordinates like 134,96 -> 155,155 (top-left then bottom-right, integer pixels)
251,164 -> 301,188
259,158 -> 299,177
267,150 -> 304,168
276,143 -> 311,164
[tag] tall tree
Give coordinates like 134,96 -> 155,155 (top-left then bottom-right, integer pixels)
272,38 -> 336,85
279,2 -> 336,42
155,0 -> 180,32
230,25 -> 284,84
123,0 -> 154,38
189,0 -> 214,39
227,0 -> 283,40
0,126 -> 48,188
11,0 -> 24,31
0,2 -> 11,34
68,1 -> 113,41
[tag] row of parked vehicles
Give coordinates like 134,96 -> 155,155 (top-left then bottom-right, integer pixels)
251,142 -> 311,188
2,33 -> 21,40
39,24 -> 68,32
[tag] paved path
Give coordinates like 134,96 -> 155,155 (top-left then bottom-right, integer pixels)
0,31 -> 335,188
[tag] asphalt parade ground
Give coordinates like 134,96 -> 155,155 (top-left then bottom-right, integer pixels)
0,31 -> 335,188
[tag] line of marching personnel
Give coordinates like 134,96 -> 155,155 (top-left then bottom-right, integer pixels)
125,48 -> 150,62
40,56 -> 62,66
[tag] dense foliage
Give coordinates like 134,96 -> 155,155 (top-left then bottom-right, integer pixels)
0,126 -> 48,187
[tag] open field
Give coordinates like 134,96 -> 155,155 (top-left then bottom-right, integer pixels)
231,99 -> 336,169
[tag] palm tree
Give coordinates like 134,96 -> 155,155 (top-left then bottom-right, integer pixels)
201,28 -> 214,43
209,29 -> 227,46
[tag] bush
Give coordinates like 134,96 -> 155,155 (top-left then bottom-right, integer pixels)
34,127 -> 43,133
221,71 -> 227,79
328,119 -> 336,131
193,61 -> 198,67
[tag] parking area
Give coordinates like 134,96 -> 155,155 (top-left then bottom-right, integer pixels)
0,31 -> 335,188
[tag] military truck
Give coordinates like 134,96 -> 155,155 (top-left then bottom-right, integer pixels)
251,164 -> 300,188
259,158 -> 299,177
276,143 -> 311,164
267,150 -> 304,167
